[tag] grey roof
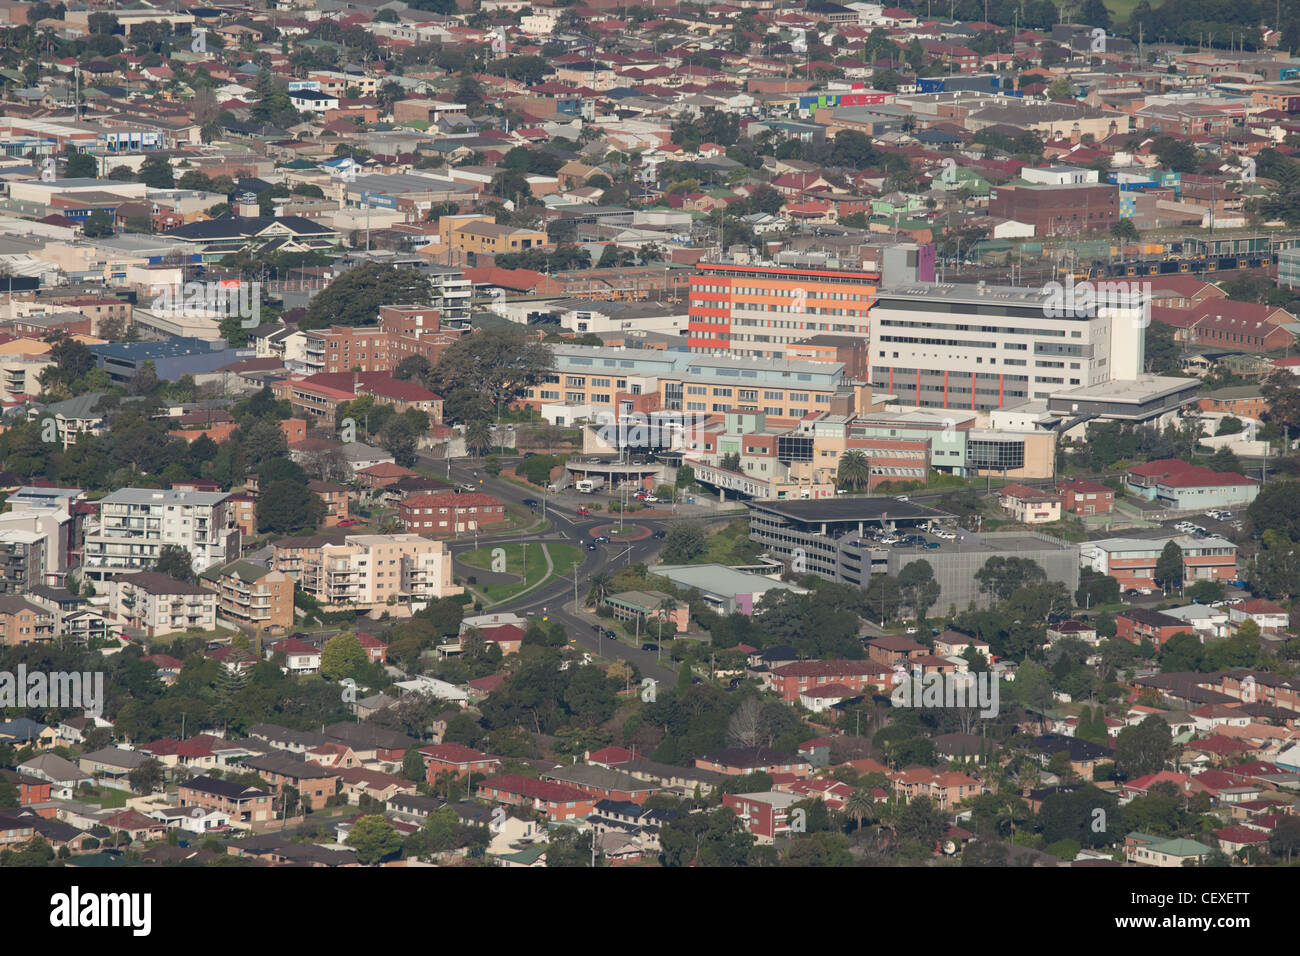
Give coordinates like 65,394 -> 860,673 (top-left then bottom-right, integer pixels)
37,392 -> 107,421
97,488 -> 230,508
81,747 -> 153,770
18,753 -> 90,783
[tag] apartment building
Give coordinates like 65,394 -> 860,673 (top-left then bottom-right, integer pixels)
398,492 -> 506,534
178,776 -> 273,828
0,531 -> 46,595
308,481 -> 350,527
0,596 -> 55,647
203,561 -> 295,633
764,659 -> 893,702
270,533 -> 461,610
110,572 -> 218,639
82,489 -> 239,577
722,791 -> 802,843
687,262 -> 879,358
1116,608 -> 1191,649
1081,534 -> 1238,589
868,281 -> 1152,411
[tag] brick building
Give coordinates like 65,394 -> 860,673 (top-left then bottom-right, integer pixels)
987,182 -> 1119,236
398,492 -> 506,534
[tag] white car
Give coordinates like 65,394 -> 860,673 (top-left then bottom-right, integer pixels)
896,496 -> 910,502
643,495 -> 659,503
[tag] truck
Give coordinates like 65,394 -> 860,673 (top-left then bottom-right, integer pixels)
575,477 -> 606,493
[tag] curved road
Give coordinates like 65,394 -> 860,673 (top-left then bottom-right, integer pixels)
421,453 -> 691,683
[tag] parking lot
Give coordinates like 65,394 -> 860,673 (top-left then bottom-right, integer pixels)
1156,509 -> 1244,540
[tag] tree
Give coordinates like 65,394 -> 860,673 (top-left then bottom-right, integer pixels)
429,329 -> 554,419
898,560 -> 940,620
662,522 -> 706,563
1110,218 -> 1139,243
137,154 -> 175,188
836,450 -> 870,491
975,557 -> 1046,604
300,263 -> 432,330
257,480 -> 325,534
345,815 -> 403,865
379,415 -> 419,467
1114,714 -> 1173,778
128,757 -> 165,795
1154,541 -> 1183,594
82,210 -> 114,238
64,151 -> 97,179
153,544 -> 195,583
1046,76 -> 1073,99
321,632 -> 368,680
464,420 -> 493,456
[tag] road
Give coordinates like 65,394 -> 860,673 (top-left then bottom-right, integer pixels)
420,452 -> 688,682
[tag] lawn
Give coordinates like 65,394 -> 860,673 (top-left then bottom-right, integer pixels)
1104,0 -> 1142,24
459,542 -> 583,602
698,519 -> 764,565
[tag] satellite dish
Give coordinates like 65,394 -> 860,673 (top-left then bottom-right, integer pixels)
943,840 -> 957,855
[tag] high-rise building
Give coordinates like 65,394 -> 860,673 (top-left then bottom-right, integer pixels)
687,263 -> 879,358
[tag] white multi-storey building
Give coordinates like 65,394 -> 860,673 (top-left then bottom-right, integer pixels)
867,281 -> 1203,424
82,489 -> 240,577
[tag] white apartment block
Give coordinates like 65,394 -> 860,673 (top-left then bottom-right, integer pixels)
83,489 -> 240,577
274,533 -> 461,610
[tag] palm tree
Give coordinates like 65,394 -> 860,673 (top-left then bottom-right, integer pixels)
464,419 -> 492,457
837,450 -> 871,492
587,571 -> 612,607
845,787 -> 875,832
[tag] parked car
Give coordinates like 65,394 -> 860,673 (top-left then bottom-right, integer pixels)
640,643 -> 659,652
336,518 -> 359,527
576,507 -> 591,516
923,541 -> 941,549
643,495 -> 659,503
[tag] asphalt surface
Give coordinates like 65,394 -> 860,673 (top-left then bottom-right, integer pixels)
419,453 -> 691,682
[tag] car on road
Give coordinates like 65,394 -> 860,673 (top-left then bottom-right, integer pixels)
576,507 -> 591,516
523,452 -> 537,458
652,529 -> 667,539
337,518 -> 359,527
586,543 -> 598,552
640,643 -> 659,652
896,496 -> 910,502
643,495 -> 659,503
523,498 -> 538,508
604,629 -> 617,640
594,535 -> 610,543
